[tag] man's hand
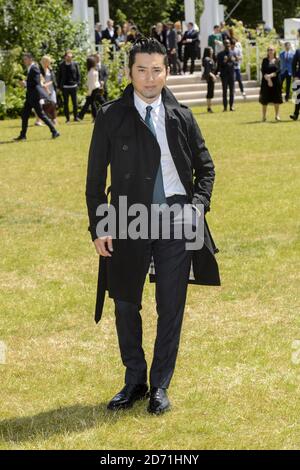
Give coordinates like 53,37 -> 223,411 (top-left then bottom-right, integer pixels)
93,236 -> 113,257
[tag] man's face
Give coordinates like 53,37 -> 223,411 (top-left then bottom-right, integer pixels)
108,20 -> 114,29
23,56 -> 32,67
285,43 -> 291,51
224,40 -> 230,50
214,27 -> 220,34
130,53 -> 168,103
65,53 -> 72,63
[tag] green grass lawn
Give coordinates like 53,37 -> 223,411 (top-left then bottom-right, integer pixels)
0,101 -> 299,450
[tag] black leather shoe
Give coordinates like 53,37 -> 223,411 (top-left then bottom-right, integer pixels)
52,131 -> 60,139
14,135 -> 26,141
290,114 -> 298,121
147,387 -> 171,415
107,383 -> 149,410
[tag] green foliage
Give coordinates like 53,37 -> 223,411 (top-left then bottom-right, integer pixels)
229,19 -> 280,79
100,40 -> 131,99
222,0 -> 300,32
0,0 -> 90,119
108,0 -> 180,34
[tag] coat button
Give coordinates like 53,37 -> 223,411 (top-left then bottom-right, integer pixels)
122,144 -> 128,151
124,173 -> 131,179
145,176 -> 152,181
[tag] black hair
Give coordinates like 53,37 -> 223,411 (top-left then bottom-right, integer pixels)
23,52 -> 33,60
202,47 -> 213,66
87,56 -> 96,71
128,37 -> 168,73
214,25 -> 219,29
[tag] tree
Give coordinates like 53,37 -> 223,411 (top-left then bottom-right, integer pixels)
0,0 -> 88,64
222,0 -> 300,32
0,0 -> 89,118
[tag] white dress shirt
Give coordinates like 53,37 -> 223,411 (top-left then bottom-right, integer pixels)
133,90 -> 186,197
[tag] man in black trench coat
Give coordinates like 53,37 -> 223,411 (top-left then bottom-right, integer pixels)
85,38 -> 221,415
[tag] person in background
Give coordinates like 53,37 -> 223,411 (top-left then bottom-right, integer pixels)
220,21 -> 230,41
95,23 -> 103,45
230,39 -> 246,99
127,26 -> 141,44
290,46 -> 300,121
165,21 -> 178,75
182,22 -> 199,74
40,55 -> 58,124
93,52 -> 108,103
151,22 -> 165,45
115,24 -> 126,48
174,21 -> 183,64
217,39 -> 236,111
279,42 -> 294,102
57,50 -> 80,123
119,22 -> 128,43
102,18 -> 118,46
14,53 -> 59,141
78,56 -> 101,122
202,47 -> 217,113
102,19 -> 120,59
259,46 -> 282,121
208,25 -> 223,60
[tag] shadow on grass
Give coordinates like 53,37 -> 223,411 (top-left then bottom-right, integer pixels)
0,140 -> 18,145
0,399 -> 150,444
240,120 -> 295,125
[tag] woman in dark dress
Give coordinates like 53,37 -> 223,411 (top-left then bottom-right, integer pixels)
259,46 -> 283,121
202,47 -> 217,113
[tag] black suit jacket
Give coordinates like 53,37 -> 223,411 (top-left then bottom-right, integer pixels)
26,63 -> 49,103
292,49 -> 300,78
102,28 -> 119,48
165,29 -> 177,51
95,30 -> 102,45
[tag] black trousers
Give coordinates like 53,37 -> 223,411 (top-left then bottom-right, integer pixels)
79,89 -> 104,120
62,87 -> 78,120
280,72 -> 292,100
21,97 -> 56,138
221,74 -> 235,109
293,103 -> 300,118
113,195 -> 195,389
167,50 -> 178,75
183,47 -> 196,74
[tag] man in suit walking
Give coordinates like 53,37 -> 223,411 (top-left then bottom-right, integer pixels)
181,22 -> 199,74
14,53 -> 60,141
85,38 -> 220,415
290,47 -> 300,121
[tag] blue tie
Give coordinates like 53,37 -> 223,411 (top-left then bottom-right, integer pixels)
144,105 -> 166,205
